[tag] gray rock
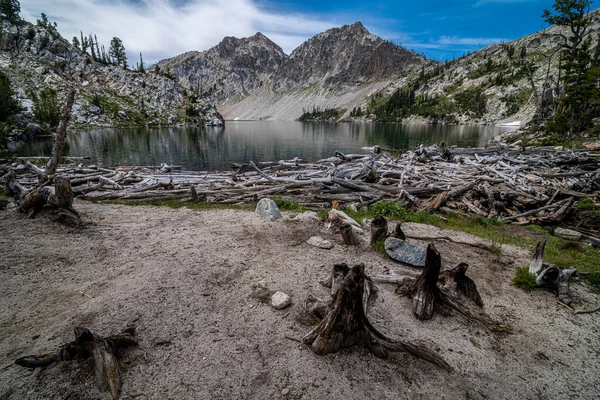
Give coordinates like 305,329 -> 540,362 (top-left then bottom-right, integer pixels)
20,99 -> 34,113
271,291 -> 291,309
384,237 -> 427,267
88,105 -> 101,115
26,122 -> 51,136
255,198 -> 281,221
168,114 -> 178,124
118,110 -> 129,120
554,228 -> 582,241
307,236 -> 334,250
290,211 -> 320,222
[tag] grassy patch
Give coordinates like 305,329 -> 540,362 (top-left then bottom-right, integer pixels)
271,195 -> 307,213
371,238 -> 386,254
588,273 -> 600,293
512,266 -> 537,292
370,200 -> 405,218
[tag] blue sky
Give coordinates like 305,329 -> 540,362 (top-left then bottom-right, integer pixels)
19,0 -> 600,63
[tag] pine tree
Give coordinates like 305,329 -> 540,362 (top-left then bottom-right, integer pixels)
138,53 -> 145,73
109,37 -> 127,68
0,70 -> 22,122
81,31 -> 88,53
94,35 -> 101,61
72,36 -> 80,51
89,34 -> 96,60
543,0 -> 595,135
0,0 -> 21,23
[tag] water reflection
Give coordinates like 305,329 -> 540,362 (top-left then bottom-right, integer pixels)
10,122 -> 513,171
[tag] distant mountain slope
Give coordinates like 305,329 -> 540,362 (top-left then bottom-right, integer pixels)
157,32 -> 286,100
367,8 -> 600,126
158,22 -> 426,121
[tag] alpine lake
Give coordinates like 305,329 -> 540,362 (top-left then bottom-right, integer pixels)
10,122 -> 515,171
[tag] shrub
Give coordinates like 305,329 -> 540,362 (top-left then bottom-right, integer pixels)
32,88 -> 61,129
370,201 -> 405,218
512,266 -> 537,292
0,70 -> 22,122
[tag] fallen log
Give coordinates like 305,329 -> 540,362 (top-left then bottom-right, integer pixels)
15,326 -> 137,399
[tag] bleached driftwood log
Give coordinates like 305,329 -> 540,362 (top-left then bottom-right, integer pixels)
529,237 -> 577,305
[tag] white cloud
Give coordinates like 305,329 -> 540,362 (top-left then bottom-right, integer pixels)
437,35 -> 507,45
19,0 -> 335,63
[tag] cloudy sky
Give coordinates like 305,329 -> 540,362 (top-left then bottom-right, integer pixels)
19,0 -> 599,64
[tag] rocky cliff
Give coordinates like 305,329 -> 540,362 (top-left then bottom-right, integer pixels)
159,22 -> 426,121
0,19 -> 224,140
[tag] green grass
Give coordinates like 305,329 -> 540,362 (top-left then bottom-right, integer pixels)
271,195 -> 307,213
576,198 -> 596,211
512,266 -> 537,292
371,238 -> 386,254
588,273 -> 600,293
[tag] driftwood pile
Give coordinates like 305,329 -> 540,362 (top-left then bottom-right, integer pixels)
3,144 -> 599,231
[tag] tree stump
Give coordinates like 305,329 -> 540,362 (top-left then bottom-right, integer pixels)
15,326 -> 137,400
410,244 -> 441,320
392,222 -> 406,240
340,223 -> 360,245
303,264 -> 452,371
370,215 -> 388,244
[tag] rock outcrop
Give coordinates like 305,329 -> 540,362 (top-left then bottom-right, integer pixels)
0,19 -> 224,132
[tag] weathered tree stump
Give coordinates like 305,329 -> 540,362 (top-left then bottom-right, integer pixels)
15,326 -> 137,399
392,222 -> 406,240
340,222 -> 360,245
370,215 -> 388,244
303,264 -> 452,371
410,244 -> 441,320
529,237 -> 577,305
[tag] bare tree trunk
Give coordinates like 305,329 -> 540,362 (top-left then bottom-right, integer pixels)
44,88 -> 77,182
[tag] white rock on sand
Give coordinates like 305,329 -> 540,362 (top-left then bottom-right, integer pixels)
271,291 -> 291,309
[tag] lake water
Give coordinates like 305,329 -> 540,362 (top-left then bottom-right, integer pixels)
10,122 -> 514,171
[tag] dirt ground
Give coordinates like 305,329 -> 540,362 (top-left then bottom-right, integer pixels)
1,200 -> 599,400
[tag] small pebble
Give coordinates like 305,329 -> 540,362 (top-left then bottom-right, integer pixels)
281,388 -> 290,395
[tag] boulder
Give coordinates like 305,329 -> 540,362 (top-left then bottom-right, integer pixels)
384,237 -> 427,267
255,198 -> 281,221
168,114 -> 178,125
26,122 -> 51,136
289,211 -> 320,222
118,110 -> 129,121
271,291 -> 291,309
307,236 -> 334,250
554,228 -> 582,241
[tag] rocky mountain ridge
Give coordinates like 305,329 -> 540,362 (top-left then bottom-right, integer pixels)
158,22 -> 426,121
